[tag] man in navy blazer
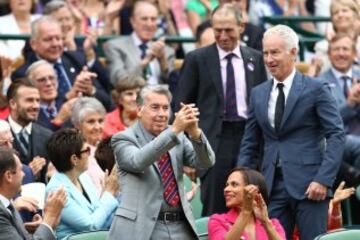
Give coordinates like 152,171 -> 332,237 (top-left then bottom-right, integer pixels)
237,25 -> 345,240
319,34 -> 360,181
11,16 -> 113,112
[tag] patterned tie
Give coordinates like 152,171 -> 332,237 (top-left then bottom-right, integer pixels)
341,76 -> 351,98
157,153 -> 180,206
8,203 -> 28,239
274,83 -> 285,132
18,129 -> 29,158
225,54 -> 239,121
139,43 -> 148,59
46,106 -> 57,119
53,62 -> 71,97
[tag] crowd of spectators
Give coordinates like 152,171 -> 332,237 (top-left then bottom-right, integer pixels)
0,0 -> 360,239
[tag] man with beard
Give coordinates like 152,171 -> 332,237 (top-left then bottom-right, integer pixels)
6,81 -> 52,183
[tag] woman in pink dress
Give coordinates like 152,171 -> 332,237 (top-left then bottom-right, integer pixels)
208,167 -> 286,240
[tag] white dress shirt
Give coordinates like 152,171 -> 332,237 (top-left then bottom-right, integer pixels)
268,69 -> 296,128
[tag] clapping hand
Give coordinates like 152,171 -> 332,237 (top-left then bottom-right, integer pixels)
242,184 -> 258,213
253,193 -> 269,223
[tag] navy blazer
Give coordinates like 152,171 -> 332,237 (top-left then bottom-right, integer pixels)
238,72 -> 345,200
319,68 -> 360,132
11,51 -> 113,112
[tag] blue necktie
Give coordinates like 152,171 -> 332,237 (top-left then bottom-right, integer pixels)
53,62 -> 71,97
139,43 -> 147,59
224,54 -> 239,121
341,76 -> 351,98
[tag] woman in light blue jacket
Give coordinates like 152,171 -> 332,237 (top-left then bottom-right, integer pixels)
45,128 -> 119,240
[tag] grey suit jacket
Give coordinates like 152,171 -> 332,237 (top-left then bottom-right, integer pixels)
104,35 -> 175,85
319,68 -> 360,132
0,201 -> 55,240
108,122 -> 215,240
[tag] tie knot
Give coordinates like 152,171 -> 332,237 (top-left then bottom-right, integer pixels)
341,76 -> 350,81
139,43 -> 147,51
277,83 -> 284,90
225,53 -> 235,61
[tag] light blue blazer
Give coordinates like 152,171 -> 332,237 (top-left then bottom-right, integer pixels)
46,172 -> 118,240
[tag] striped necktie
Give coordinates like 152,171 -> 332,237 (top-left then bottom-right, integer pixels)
18,129 -> 29,158
157,153 -> 180,206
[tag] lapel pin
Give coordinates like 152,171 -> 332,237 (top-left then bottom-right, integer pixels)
70,67 -> 76,73
247,62 -> 255,72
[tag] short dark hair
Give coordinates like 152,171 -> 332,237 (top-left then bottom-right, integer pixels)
112,74 -> 146,104
0,147 -> 18,180
47,128 -> 85,172
6,79 -> 35,103
226,167 -> 269,205
328,32 -> 356,52
195,20 -> 212,43
95,137 -> 115,172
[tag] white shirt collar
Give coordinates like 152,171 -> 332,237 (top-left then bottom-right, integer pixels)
0,194 -> 11,209
216,43 -> 242,60
272,68 -> 296,91
8,116 -> 32,135
132,32 -> 147,48
331,67 -> 353,80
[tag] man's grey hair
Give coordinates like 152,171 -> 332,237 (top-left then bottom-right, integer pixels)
71,97 -> 106,128
25,60 -> 56,85
31,16 -> 60,40
0,120 -> 10,134
136,85 -> 172,106
263,24 -> 299,52
44,0 -> 67,15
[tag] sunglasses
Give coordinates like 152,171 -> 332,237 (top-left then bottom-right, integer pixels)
79,146 -> 91,155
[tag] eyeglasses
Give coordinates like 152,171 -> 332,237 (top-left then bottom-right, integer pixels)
35,75 -> 57,85
79,146 -> 91,156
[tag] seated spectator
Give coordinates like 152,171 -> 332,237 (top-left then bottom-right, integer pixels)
319,33 -> 360,186
6,80 -> 52,183
313,0 -> 360,75
104,0 -> 175,86
0,0 -> 40,60
0,147 -> 66,240
0,58 -> 9,119
208,167 -> 286,240
46,128 -> 119,240
103,74 -> 146,138
12,16 -> 113,111
26,60 -> 77,131
71,97 -> 107,196
185,0 -> 218,35
43,0 -> 111,92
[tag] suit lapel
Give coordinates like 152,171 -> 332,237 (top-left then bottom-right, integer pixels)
281,72 -> 304,129
205,44 -> 224,101
240,47 -> 255,103
0,201 -> 27,239
261,80 -> 274,132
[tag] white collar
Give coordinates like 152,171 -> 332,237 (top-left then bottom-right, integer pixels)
331,67 -> 353,80
8,116 -> 32,135
216,43 -> 242,60
272,68 -> 296,91
131,32 -> 148,48
0,194 -> 11,209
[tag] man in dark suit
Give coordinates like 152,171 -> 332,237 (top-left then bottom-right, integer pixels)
6,81 -> 53,183
11,16 -> 113,111
174,3 -> 267,216
0,147 -> 66,240
237,25 -> 344,240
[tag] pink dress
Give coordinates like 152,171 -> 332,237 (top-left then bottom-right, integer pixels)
208,208 -> 286,240
85,145 -> 105,197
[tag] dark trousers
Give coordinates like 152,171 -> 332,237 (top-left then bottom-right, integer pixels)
269,169 -> 329,240
201,121 -> 245,216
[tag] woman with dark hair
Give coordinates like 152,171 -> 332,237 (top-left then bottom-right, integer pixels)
45,128 -> 119,240
208,167 -> 285,240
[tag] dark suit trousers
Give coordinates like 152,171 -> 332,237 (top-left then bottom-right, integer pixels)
201,121 -> 245,216
268,169 -> 329,240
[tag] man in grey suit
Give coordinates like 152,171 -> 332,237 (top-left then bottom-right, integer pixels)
104,0 -> 175,86
237,25 -> 344,240
319,33 -> 360,180
0,147 -> 66,240
108,85 -> 215,239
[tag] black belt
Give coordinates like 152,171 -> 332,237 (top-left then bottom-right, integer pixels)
158,211 -> 186,223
